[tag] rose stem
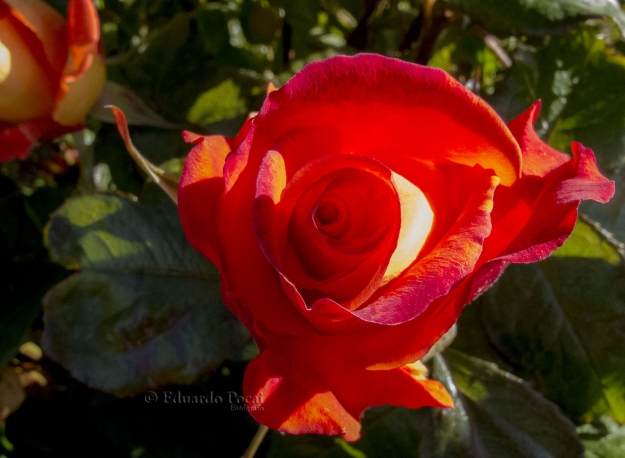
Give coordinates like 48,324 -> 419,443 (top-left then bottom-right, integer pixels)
241,424 -> 269,458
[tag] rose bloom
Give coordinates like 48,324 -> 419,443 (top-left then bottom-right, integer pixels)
178,54 -> 614,440
0,0 -> 105,162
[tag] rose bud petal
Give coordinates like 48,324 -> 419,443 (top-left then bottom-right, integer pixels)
178,54 -> 615,441
0,0 -> 106,162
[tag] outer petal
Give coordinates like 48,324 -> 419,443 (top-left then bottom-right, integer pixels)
2,0 -> 66,72
468,142 -> 615,300
215,123 -> 319,337
53,0 -> 105,126
506,101 -> 570,177
179,126 -> 269,347
255,53 -> 522,187
480,105 -> 615,265
64,0 -> 100,77
178,132 -> 233,270
243,336 -> 452,441
0,1 -> 59,122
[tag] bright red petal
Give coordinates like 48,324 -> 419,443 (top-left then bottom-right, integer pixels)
257,54 -> 522,187
507,101 -> 571,177
244,337 -> 452,441
468,141 -> 615,301
64,0 -> 100,79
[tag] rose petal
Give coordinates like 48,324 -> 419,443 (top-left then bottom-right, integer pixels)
382,171 -> 434,284
257,54 -> 521,186
2,0 -> 66,72
64,0 -> 100,78
354,166 -> 499,325
507,101 -> 571,177
243,336 -> 452,441
53,53 -> 105,126
478,106 -> 616,267
253,152 -> 402,308
214,131 -> 317,337
52,0 -> 105,126
179,132 -> 233,270
0,1 -> 58,122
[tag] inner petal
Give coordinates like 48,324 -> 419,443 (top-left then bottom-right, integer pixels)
0,19 -> 56,122
381,171 -> 435,284
253,152 -> 409,310
315,198 -> 350,238
290,169 -> 396,281
315,171 -> 394,253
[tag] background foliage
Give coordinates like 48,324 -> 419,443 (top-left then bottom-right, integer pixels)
2,0 -> 625,456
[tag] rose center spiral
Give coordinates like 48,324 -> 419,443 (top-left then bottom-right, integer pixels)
314,198 -> 351,238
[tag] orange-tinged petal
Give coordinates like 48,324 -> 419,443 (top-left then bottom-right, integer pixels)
3,0 -> 66,72
244,337 -> 452,441
507,101 -> 570,177
0,2 -> 57,122
53,0 -> 104,124
179,132 -> 233,269
64,0 -> 100,78
53,53 -> 105,126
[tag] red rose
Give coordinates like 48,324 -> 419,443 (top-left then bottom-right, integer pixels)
0,0 -> 105,162
178,54 -> 614,441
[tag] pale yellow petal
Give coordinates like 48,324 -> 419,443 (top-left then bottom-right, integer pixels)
382,172 -> 434,284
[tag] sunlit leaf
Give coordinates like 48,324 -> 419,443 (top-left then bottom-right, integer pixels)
187,79 -> 247,125
448,0 -> 625,37
579,415 -> 625,457
552,218 -> 623,265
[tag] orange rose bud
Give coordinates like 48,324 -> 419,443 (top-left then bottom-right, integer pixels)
0,0 -> 106,162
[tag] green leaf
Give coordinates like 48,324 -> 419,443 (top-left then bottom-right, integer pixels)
448,0 -> 625,37
480,259 -> 625,423
552,218 -> 623,265
43,193 -> 250,396
578,415 -> 625,457
445,350 -> 584,457
187,79 -> 247,125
